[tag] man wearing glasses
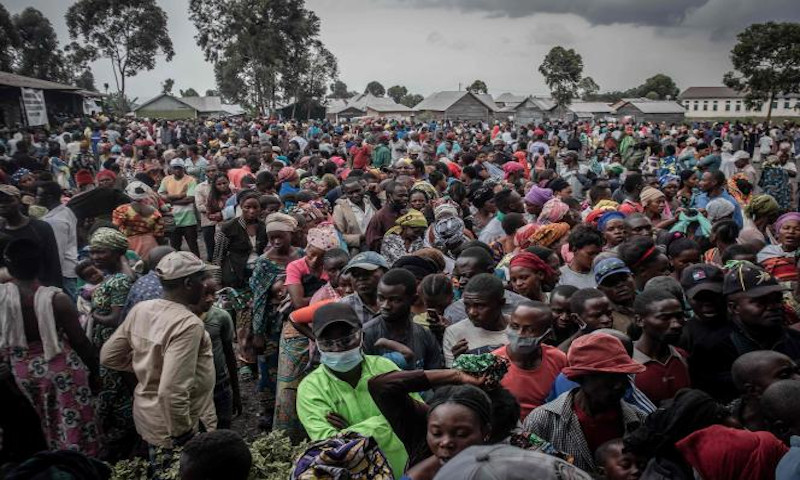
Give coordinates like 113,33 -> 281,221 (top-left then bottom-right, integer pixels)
296,303 -> 417,478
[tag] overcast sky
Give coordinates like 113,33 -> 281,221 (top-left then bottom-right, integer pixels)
5,0 -> 799,101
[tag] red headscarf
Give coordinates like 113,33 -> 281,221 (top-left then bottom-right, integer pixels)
675,425 -> 788,480
96,169 -> 116,182
509,251 -> 555,278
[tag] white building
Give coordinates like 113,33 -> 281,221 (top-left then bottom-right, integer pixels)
679,86 -> 800,118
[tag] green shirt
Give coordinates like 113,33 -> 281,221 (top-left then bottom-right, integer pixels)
159,175 -> 198,227
372,144 -> 392,169
297,355 -> 416,477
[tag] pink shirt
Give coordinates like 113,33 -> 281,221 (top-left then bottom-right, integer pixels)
285,258 -> 328,286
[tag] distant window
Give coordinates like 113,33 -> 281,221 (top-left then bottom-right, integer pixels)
725,103 -> 730,111
703,104 -> 708,111
735,103 -> 741,111
784,101 -> 791,109
772,101 -> 778,109
713,104 -> 718,111
693,104 -> 698,111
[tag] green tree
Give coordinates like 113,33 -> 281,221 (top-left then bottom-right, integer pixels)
67,0 -> 175,112
13,8 -> 68,82
205,89 -> 218,97
190,0 -> 335,114
578,76 -> 599,100
387,85 -> 408,104
364,81 -> 385,97
62,41 -> 96,87
633,74 -> 679,100
75,70 -> 96,91
400,93 -> 424,108
538,46 -> 584,113
724,22 -> 800,122
329,80 -> 350,99
467,79 -> 488,94
161,78 -> 174,95
180,88 -> 199,97
0,4 -> 20,72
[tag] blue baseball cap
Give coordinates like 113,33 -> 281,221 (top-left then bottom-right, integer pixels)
593,257 -> 632,286
343,251 -> 390,274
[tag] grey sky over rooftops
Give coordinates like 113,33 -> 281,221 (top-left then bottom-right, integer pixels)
5,0 -> 799,101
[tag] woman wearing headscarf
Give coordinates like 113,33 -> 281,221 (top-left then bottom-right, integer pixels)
640,186 -> 677,231
598,211 -> 626,251
111,181 -> 164,258
88,227 -> 137,461
537,197 -> 570,225
676,170 -> 697,210
263,212 -> 302,267
409,183 -> 435,225
524,185 -> 553,223
739,194 -> 781,247
528,222 -> 571,250
508,251 -> 557,302
727,172 -> 753,210
659,174 -> 681,214
277,167 -> 300,197
468,183 -> 496,235
757,212 -> 800,286
381,209 -> 428,265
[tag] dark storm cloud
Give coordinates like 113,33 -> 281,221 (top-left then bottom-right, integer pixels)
385,0 -> 800,31
388,0 -> 708,26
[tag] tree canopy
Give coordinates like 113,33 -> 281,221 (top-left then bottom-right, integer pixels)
467,80 -> 488,94
180,88 -> 199,97
399,93 -> 424,108
538,46 -> 584,111
578,77 -> 599,100
67,0 -> 174,111
724,22 -> 800,122
364,81 -> 385,97
329,80 -> 352,99
12,8 -> 66,82
161,78 -> 175,95
0,4 -> 20,72
190,0 -> 338,116
387,85 -> 408,103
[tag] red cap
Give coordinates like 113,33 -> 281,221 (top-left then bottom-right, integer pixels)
563,332 -> 645,379
75,169 -> 94,187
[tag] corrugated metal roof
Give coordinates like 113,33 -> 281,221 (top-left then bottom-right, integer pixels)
327,93 -> 410,114
568,102 -> 614,113
679,87 -> 743,99
495,92 -> 526,104
414,91 -> 498,112
0,71 -> 81,90
624,101 -> 686,114
134,94 -> 243,116
530,97 -> 556,111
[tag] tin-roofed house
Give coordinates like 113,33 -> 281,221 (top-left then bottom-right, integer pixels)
565,102 -> 615,121
0,71 -> 94,127
133,94 -> 244,119
413,91 -> 498,122
325,93 -> 412,122
499,97 -> 556,125
614,100 -> 686,124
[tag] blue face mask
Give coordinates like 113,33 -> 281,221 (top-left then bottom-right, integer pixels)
319,345 -> 364,373
506,328 -> 551,355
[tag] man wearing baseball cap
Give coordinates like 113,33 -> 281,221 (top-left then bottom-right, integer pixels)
593,256 -> 636,334
296,302 -> 411,478
338,251 -> 390,324
101,252 -> 219,450
159,157 -> 200,257
523,332 -> 647,471
679,263 -> 736,401
432,444 -> 591,480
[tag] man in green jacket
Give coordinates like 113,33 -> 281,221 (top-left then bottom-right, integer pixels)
372,135 -> 392,170
296,303 -> 416,477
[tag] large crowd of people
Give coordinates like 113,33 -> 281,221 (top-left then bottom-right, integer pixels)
1,114 -> 800,479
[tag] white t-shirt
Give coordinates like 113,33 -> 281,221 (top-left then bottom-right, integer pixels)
557,265 -> 597,289
442,320 -> 508,367
759,135 -> 774,155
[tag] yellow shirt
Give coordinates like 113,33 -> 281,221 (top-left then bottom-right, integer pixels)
100,299 -> 217,447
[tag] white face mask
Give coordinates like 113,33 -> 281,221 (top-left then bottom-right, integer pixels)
319,345 -> 364,373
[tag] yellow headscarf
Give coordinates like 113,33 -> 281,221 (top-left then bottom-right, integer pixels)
386,209 -> 428,236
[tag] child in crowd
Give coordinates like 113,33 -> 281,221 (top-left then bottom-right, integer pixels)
75,259 -> 104,334
595,438 -> 642,480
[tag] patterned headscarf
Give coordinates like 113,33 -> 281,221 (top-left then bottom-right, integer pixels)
640,186 -> 665,206
386,209 -> 427,235
538,198 -> 570,224
433,215 -> 466,248
265,212 -> 299,233
598,211 -> 626,231
249,258 -> 286,336
528,222 -> 570,248
306,223 -> 340,251
659,174 -> 681,189
514,223 -> 540,250
90,227 -> 129,251
727,173 -> 752,207
411,181 -> 438,200
524,186 -> 553,207
10,168 -> 32,186
594,199 -> 619,210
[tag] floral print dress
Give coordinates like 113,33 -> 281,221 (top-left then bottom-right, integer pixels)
91,273 -> 135,460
